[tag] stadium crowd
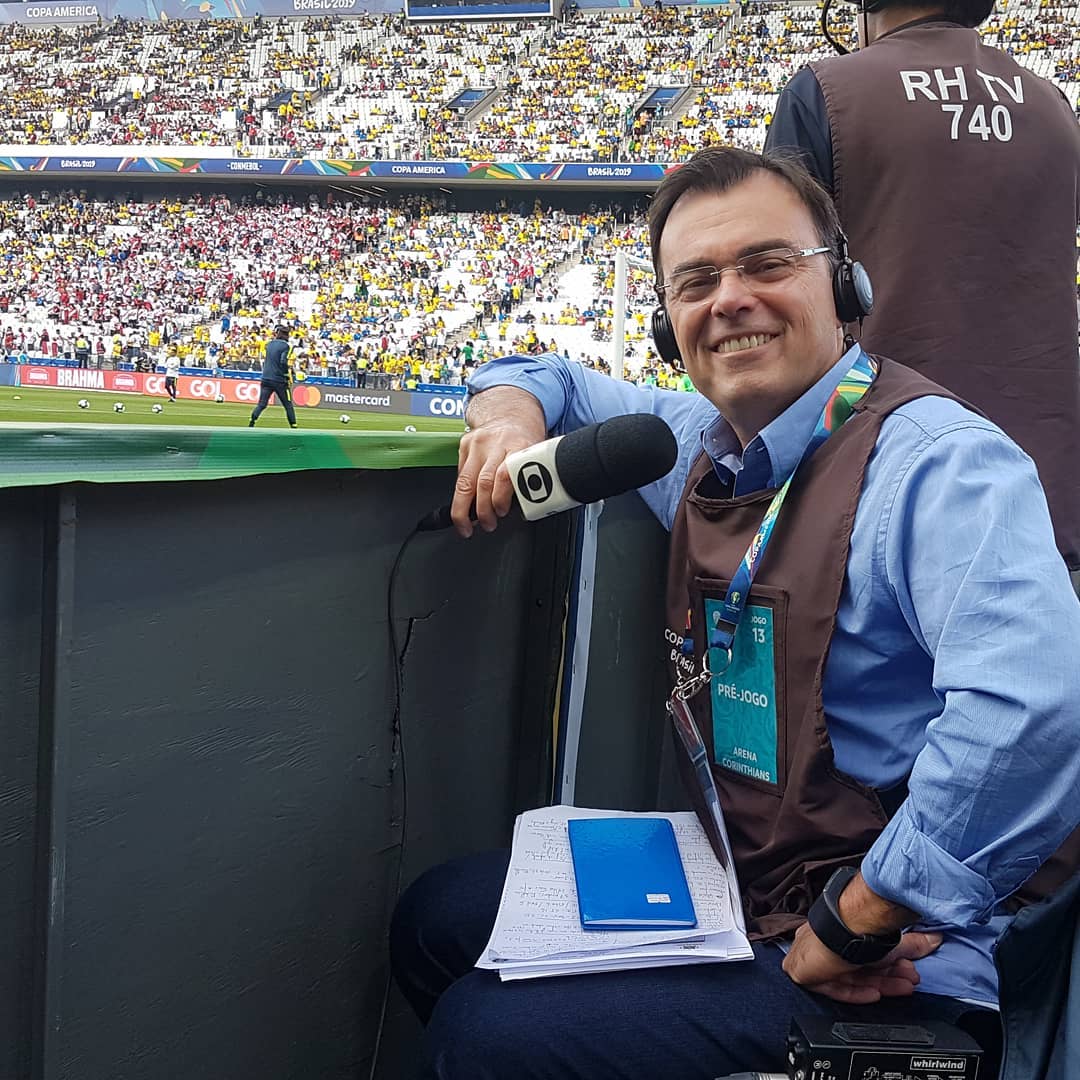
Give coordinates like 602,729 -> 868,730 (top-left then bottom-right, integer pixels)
0,0 -> 1075,388
0,186 -> 672,386
0,0 -> 1070,163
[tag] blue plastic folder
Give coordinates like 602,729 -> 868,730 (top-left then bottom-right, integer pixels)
567,817 -> 697,931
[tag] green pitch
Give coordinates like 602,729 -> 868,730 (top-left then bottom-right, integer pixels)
0,387 -> 464,432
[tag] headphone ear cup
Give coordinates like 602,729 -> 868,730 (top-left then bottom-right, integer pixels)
850,260 -> 874,318
832,258 -> 874,324
651,306 -> 682,369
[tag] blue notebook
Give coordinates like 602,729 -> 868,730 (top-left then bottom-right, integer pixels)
567,817 -> 697,931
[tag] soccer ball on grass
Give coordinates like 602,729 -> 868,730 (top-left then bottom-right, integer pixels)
77,399 -> 90,410
215,393 -> 225,404
151,403 -> 164,414
339,414 -> 351,424
113,402 -> 125,413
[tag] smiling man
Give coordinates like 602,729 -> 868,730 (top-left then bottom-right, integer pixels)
389,148 -> 1080,1080
650,170 -> 844,447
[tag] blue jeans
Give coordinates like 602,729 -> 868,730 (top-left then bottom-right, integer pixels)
390,851 -> 999,1080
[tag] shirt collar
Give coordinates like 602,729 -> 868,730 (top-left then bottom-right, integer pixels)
876,15 -> 966,42
701,343 -> 864,496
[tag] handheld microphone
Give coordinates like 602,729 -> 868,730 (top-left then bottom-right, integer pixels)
417,413 -> 678,532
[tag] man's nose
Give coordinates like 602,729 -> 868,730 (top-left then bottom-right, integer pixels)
709,269 -> 758,317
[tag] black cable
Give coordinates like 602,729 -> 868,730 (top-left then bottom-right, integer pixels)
367,521 -> 422,1080
820,0 -> 851,55
822,0 -> 892,55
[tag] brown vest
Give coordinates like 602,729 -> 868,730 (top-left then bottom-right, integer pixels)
665,359 -> 1079,941
810,21 -> 1080,571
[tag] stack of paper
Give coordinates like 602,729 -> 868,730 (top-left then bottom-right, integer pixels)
477,805 -> 753,981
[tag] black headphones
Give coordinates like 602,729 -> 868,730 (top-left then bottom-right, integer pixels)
650,232 -> 874,370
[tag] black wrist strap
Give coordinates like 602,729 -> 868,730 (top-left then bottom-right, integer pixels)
807,866 -> 901,965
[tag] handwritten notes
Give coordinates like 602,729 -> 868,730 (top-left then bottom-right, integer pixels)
477,806 -> 753,981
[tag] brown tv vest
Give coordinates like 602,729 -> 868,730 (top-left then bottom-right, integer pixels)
810,20 -> 1080,570
665,358 -> 1079,941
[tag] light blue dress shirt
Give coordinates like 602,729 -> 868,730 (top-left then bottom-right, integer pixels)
469,346 -> 1080,1006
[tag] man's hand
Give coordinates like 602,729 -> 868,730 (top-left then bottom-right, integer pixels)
783,872 -> 940,1004
453,386 -> 547,538
782,921 -> 943,1004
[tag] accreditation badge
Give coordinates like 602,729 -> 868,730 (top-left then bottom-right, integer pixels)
704,597 -> 778,786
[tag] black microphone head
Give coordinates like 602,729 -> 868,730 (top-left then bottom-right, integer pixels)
555,413 -> 677,505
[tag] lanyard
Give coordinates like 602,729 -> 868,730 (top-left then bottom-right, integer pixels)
667,352 -> 878,850
704,349 -> 879,658
666,352 -> 876,875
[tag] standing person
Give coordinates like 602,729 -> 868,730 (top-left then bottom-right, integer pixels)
764,0 -> 1080,575
390,148 -> 1080,1079
74,331 -> 90,368
164,350 -> 180,403
249,324 -> 298,429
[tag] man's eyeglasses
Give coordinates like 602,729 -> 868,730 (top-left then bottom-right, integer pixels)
654,246 -> 832,305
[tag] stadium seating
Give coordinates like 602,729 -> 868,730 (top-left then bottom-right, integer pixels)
0,189 -> 651,383
0,0 -> 1074,386
0,2 -> 1072,161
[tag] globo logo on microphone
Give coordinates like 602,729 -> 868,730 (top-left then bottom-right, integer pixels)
516,462 -> 554,504
505,435 -> 575,522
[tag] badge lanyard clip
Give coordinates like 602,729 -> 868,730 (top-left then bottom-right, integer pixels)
671,648 -> 714,703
